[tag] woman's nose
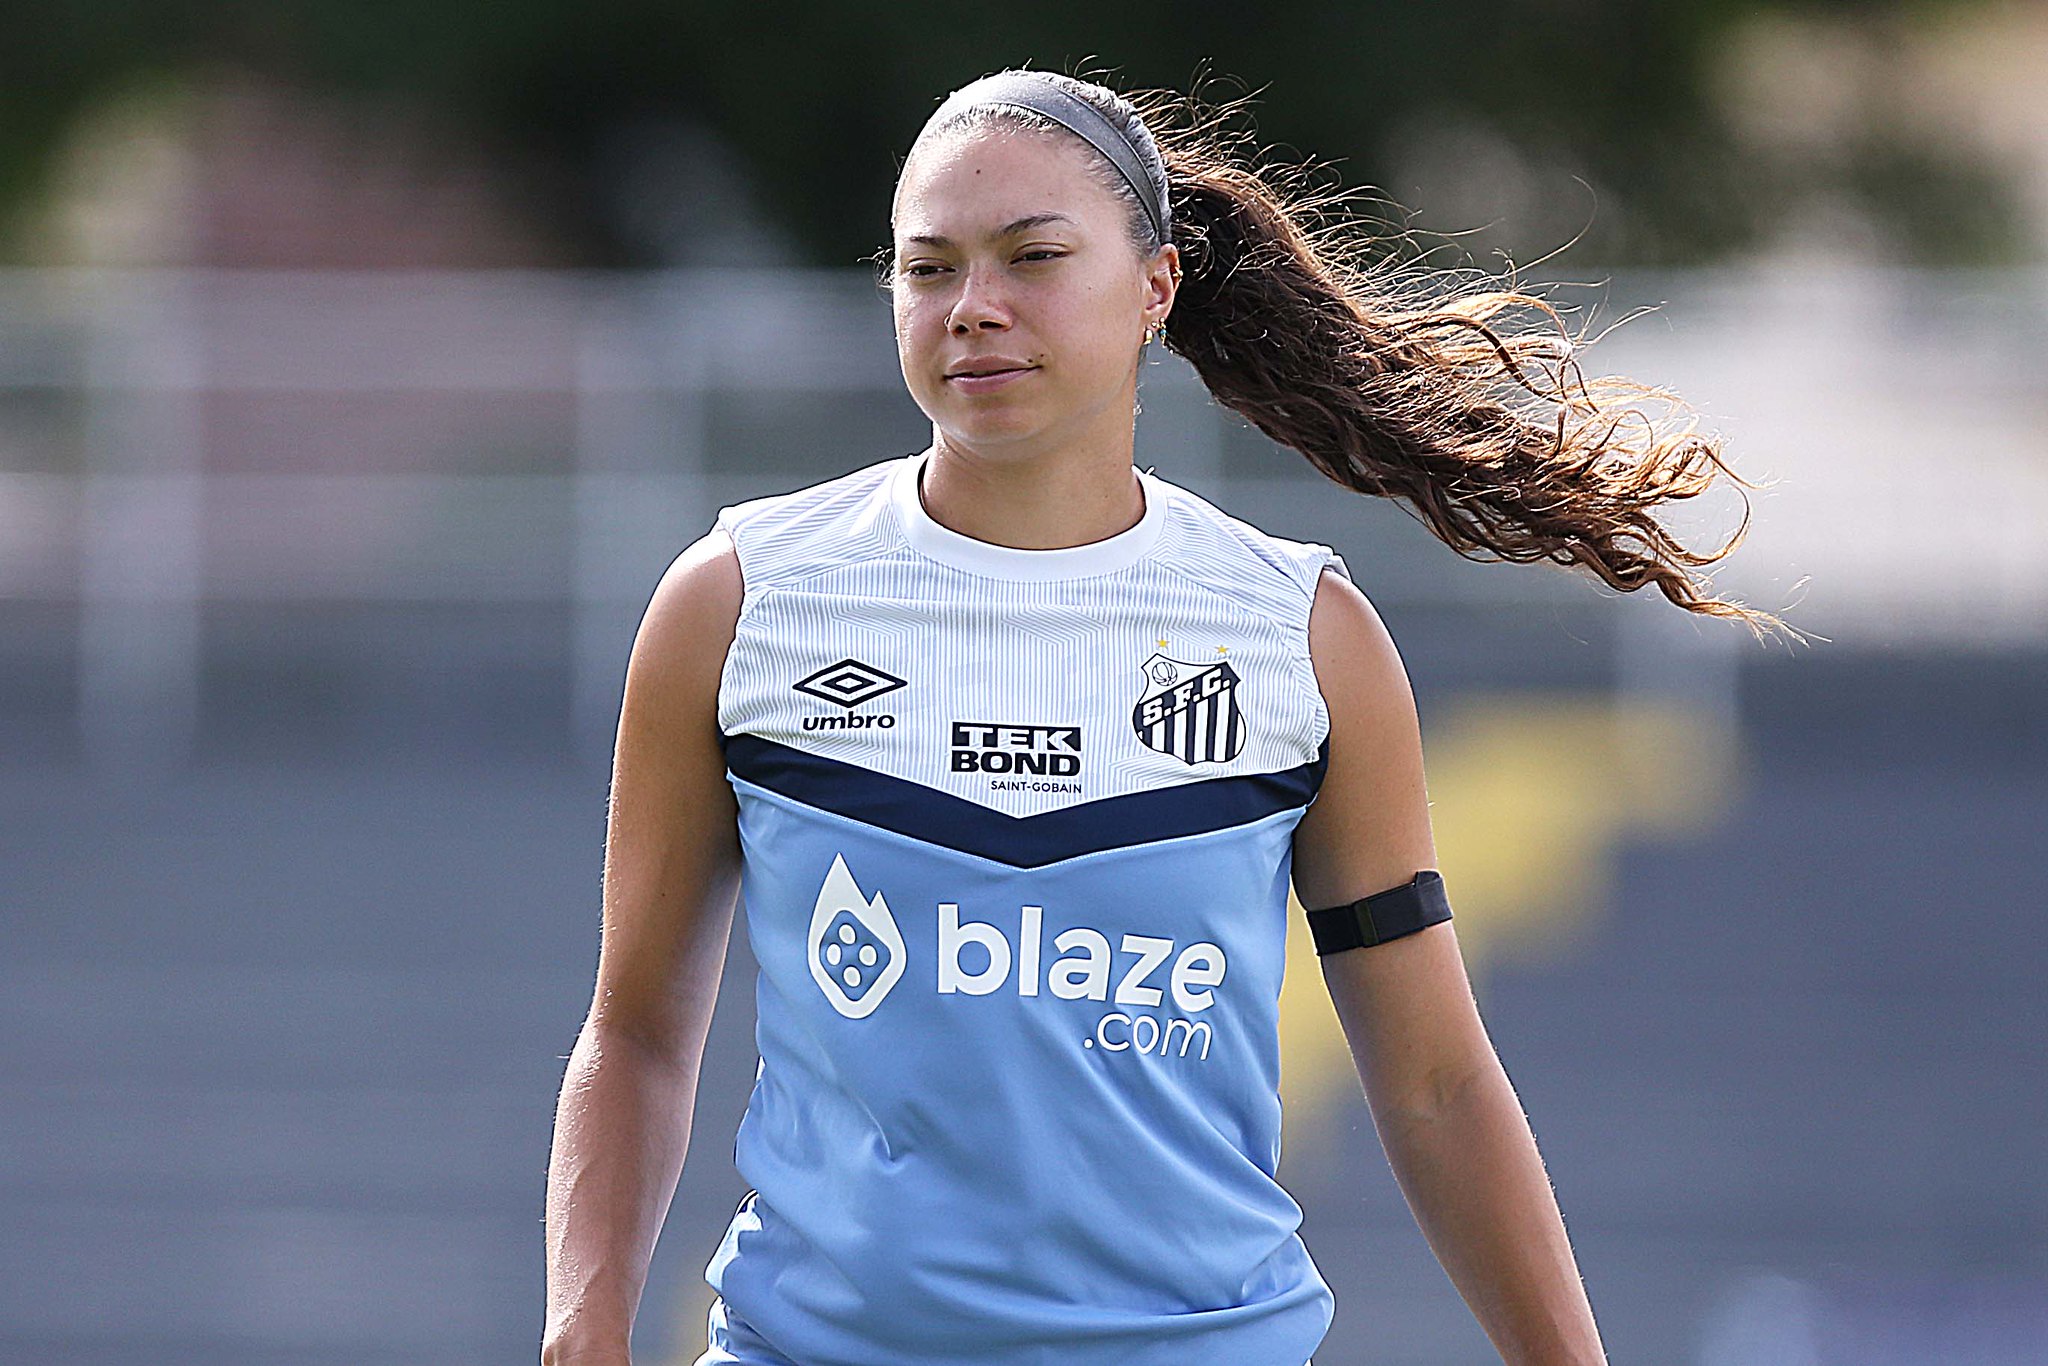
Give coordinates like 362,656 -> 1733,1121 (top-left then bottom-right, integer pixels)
947,266 -> 1011,333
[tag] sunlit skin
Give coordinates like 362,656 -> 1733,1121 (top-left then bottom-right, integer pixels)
889,124 -> 1178,550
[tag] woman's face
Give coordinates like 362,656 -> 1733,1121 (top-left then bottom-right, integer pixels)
890,122 -> 1176,458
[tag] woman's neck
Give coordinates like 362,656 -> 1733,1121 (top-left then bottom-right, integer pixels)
919,434 -> 1145,551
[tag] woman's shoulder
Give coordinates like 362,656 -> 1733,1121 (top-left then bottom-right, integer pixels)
1143,466 -> 1353,606
716,452 -> 905,537
713,451 -> 911,596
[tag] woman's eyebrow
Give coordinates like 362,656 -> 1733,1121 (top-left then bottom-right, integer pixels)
903,212 -> 1079,248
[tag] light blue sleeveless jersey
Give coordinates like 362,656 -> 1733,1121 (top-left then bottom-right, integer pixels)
700,449 -> 1347,1366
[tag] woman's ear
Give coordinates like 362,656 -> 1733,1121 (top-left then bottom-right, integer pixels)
1146,243 -> 1181,326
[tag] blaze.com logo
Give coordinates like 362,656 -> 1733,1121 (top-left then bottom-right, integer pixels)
806,854 -> 1227,1059
807,854 -> 908,1019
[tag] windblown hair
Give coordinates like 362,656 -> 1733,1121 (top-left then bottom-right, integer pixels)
905,67 -> 1796,642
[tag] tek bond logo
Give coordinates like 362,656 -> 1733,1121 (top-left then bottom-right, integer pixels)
808,855 -> 1228,1059
949,721 -> 1083,795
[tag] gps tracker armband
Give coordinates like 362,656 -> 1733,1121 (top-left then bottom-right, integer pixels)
1304,870 -> 1453,955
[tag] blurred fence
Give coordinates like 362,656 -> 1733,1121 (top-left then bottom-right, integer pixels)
5,263 -> 2042,774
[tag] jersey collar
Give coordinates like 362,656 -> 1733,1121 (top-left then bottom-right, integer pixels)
889,449 -> 1166,583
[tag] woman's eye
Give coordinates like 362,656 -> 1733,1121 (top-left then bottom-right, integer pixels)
896,251 -> 1062,281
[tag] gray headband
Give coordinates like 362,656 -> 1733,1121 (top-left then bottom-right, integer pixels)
926,71 -> 1173,247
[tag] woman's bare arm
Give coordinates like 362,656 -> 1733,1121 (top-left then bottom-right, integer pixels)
541,530 -> 745,1366
1291,567 -> 1607,1366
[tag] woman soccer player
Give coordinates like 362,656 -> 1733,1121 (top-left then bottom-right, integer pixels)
542,67 -> 1782,1366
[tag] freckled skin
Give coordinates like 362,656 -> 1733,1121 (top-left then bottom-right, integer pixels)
890,126 -> 1178,475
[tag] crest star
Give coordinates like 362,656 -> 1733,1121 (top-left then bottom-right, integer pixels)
1156,638 -> 1169,648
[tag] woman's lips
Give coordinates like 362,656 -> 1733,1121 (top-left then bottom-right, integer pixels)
947,366 -> 1035,393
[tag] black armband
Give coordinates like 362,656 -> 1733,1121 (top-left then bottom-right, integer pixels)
1304,870 -> 1453,955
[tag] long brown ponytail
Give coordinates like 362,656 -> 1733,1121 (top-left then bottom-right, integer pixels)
917,68 -> 1797,643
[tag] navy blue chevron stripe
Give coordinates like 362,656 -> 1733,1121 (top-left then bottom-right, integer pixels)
724,734 -> 1328,869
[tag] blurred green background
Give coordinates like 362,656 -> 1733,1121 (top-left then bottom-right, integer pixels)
4,0 -> 2042,271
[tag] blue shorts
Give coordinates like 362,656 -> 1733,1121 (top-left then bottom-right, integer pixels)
691,1294 -> 1311,1366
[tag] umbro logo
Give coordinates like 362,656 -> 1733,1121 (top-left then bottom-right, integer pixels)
793,658 -> 907,709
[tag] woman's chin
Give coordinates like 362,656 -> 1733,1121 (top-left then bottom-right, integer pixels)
937,411 -> 1047,447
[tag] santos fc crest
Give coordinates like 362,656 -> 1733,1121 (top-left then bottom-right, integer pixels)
1132,653 -> 1248,766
